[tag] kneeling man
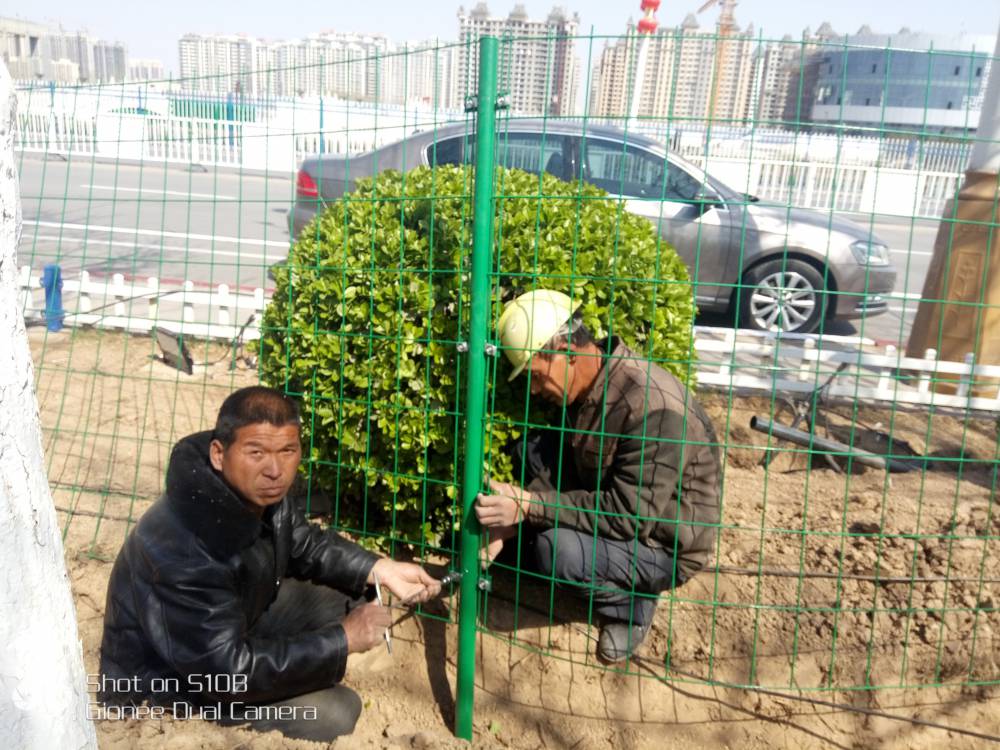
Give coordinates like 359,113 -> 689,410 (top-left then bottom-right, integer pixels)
477,290 -> 721,662
99,386 -> 439,741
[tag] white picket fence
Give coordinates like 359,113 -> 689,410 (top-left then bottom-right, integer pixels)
695,327 -> 1000,414
18,267 -> 266,342
18,266 -> 1000,414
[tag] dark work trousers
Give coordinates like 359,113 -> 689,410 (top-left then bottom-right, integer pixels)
514,429 -> 684,627
215,579 -> 366,742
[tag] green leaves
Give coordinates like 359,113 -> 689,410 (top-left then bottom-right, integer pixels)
255,165 -> 695,550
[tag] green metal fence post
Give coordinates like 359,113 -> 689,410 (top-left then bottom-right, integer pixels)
455,33 -> 499,742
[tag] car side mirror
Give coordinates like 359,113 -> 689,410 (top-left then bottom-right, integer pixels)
695,197 -> 721,217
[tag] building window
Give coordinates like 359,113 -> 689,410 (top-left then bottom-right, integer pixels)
946,101 -> 953,109
865,98 -> 871,105
871,63 -> 877,73
954,65 -> 961,75
976,66 -> 983,77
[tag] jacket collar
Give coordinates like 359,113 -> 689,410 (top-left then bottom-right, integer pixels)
579,336 -> 629,409
163,431 -> 269,557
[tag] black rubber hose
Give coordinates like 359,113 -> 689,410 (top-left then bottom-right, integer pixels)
750,416 -> 914,473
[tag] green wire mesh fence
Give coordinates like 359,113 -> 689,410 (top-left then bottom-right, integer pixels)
12,25 -> 1000,741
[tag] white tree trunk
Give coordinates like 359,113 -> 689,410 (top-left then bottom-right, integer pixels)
0,63 -> 98,748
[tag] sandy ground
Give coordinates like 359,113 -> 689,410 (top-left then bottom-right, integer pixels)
28,326 -> 1000,749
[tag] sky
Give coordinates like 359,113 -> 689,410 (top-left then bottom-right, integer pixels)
12,0 -> 1000,73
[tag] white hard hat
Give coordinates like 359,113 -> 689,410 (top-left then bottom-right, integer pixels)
497,290 -> 580,381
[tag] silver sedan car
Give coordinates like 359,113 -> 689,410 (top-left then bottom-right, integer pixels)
289,120 -> 896,334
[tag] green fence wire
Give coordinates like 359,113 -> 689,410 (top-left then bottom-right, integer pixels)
12,25 -> 1000,742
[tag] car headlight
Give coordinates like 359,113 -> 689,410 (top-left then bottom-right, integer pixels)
850,239 -> 891,267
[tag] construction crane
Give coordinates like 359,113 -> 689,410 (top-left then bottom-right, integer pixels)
697,0 -> 739,124
697,0 -> 738,34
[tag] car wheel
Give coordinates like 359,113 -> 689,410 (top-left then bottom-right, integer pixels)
738,258 -> 827,334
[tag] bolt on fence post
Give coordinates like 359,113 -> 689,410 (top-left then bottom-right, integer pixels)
455,33 -> 499,742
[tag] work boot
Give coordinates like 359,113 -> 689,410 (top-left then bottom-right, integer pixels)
597,620 -> 650,663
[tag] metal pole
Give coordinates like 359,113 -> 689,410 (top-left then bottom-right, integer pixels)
454,34 -> 498,741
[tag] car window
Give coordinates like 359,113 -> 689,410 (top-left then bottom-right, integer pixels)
428,132 -> 563,178
428,135 -> 469,167
582,138 -> 663,198
496,132 -> 564,178
663,162 -> 704,203
582,138 -> 704,203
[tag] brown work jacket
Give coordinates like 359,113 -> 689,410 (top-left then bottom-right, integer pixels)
526,338 -> 722,580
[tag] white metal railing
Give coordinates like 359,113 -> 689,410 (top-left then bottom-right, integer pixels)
655,125 -> 972,174
13,85 -> 462,172
682,155 -> 962,217
14,86 -> 969,217
143,116 -> 243,167
18,267 -> 1000,413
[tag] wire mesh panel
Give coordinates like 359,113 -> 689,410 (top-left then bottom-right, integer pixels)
12,20 -> 1000,743
253,41 -> 477,573
15,74 -> 279,559
467,27 -> 1000,703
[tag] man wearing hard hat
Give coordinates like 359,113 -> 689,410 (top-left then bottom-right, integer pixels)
476,290 -> 721,662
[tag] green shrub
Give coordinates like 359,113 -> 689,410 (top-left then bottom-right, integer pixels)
256,165 -> 694,547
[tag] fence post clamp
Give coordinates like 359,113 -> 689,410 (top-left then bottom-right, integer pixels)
484,342 -> 498,357
456,341 -> 469,353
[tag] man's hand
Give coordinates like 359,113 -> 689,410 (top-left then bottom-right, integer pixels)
475,479 -> 533,528
481,524 -> 517,565
341,602 -> 392,654
367,558 -> 441,605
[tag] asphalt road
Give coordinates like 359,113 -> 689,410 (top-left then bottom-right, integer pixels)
841,213 -> 937,346
17,153 -> 937,345
17,154 -> 293,292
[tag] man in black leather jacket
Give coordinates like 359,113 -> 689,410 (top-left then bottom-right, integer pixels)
98,386 -> 439,741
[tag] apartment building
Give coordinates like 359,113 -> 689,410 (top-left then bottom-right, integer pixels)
128,58 -> 166,82
179,31 -> 456,107
457,3 -> 579,116
749,24 -> 838,127
385,40 -> 459,109
2,16 -> 128,84
589,14 -> 755,126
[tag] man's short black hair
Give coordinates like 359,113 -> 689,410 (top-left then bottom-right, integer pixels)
546,313 -> 595,352
213,386 -> 301,448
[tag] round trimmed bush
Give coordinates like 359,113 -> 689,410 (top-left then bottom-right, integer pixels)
256,165 -> 694,547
